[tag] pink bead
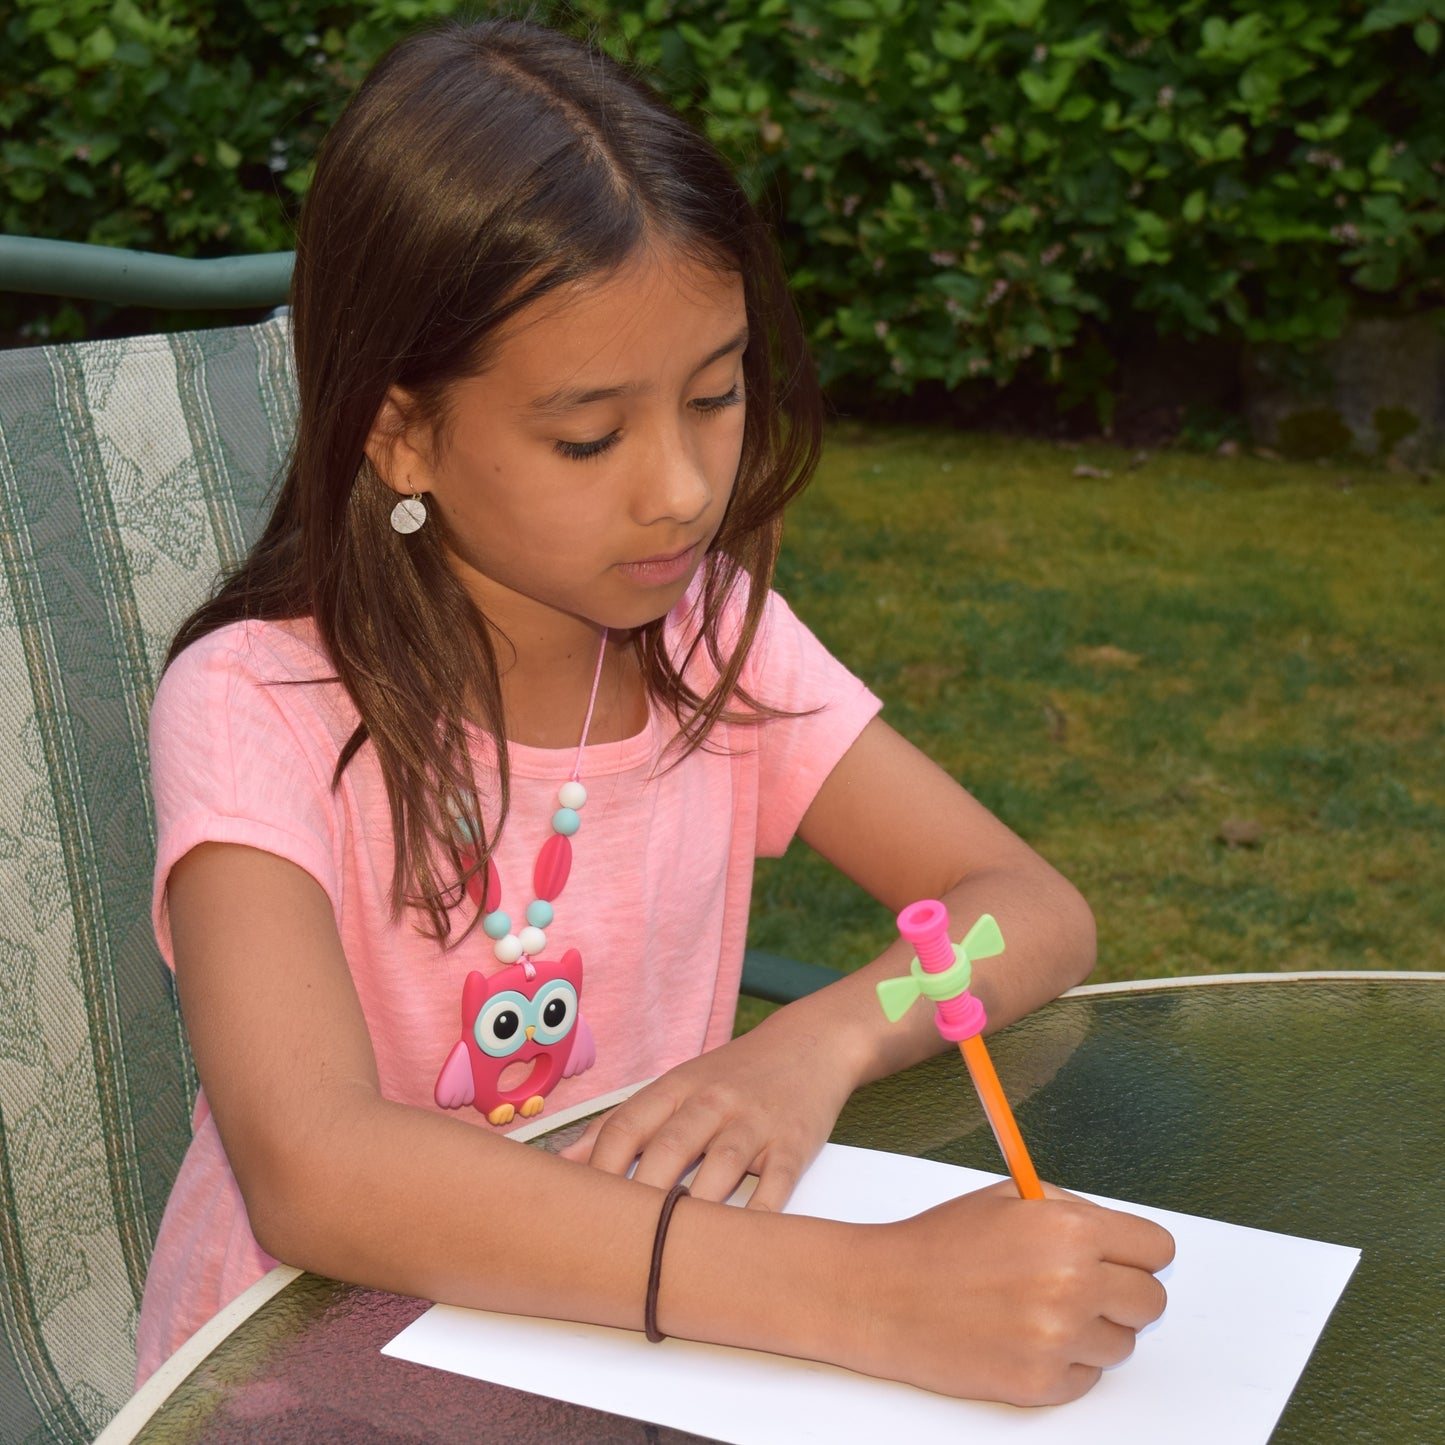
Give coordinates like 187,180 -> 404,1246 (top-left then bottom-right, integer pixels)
534,832 -> 572,901
464,867 -> 484,909
464,854 -> 500,912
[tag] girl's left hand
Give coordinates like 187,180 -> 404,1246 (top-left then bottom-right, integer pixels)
555,1011 -> 859,1210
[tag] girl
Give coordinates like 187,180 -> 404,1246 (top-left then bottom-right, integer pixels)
138,17 -> 1172,1407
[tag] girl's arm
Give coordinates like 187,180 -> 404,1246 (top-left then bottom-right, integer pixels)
568,715 -> 1095,1207
170,838 -> 1170,1406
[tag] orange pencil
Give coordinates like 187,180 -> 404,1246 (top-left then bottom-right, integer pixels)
877,901 -> 1045,1200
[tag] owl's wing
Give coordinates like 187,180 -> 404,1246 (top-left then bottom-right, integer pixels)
561,1012 -> 596,1079
434,1039 -> 475,1109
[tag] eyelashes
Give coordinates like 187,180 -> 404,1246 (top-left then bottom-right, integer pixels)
553,385 -> 742,462
554,433 -> 620,462
691,384 -> 743,415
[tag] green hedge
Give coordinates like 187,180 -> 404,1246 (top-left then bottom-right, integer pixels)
4,0 -> 1442,404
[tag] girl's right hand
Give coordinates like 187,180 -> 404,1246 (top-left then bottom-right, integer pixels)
836,1182 -> 1174,1406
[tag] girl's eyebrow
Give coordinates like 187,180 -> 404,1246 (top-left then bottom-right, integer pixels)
524,326 -> 750,417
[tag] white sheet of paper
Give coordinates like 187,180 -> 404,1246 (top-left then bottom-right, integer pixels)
383,1143 -> 1359,1443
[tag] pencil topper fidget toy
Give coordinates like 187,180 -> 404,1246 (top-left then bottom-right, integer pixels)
879,901 -> 1045,1200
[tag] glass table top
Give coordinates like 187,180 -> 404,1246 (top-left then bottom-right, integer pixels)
126,976 -> 1445,1444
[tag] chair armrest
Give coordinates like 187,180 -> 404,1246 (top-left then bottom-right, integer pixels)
740,949 -> 843,1004
0,235 -> 294,308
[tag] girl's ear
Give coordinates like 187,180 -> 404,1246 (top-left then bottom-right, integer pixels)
365,387 -> 430,496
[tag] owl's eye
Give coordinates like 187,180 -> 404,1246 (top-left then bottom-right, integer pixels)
530,979 -> 579,1046
476,990 -> 531,1057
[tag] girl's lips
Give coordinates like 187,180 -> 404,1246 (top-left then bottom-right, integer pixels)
615,541 -> 702,586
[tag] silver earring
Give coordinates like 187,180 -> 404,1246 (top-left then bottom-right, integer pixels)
390,493 -> 427,534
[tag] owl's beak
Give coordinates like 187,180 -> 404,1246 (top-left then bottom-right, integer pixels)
525,1025 -> 536,1041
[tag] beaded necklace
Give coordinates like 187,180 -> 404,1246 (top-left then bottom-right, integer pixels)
436,629 -> 608,1125
467,628 -> 608,971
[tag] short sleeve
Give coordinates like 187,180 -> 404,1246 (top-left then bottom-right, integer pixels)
743,590 -> 882,857
148,625 -> 347,966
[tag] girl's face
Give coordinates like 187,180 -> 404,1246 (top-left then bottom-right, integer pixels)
380,245 -> 748,643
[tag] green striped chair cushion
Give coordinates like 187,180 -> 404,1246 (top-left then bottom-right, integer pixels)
0,314 -> 294,1443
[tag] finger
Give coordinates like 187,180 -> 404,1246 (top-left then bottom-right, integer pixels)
1073,1314 -> 1143,1371
1017,1358 -> 1103,1404
1039,1181 -> 1086,1202
685,1133 -> 758,1203
629,1109 -> 725,1192
1097,1261 -> 1169,1331
584,1093 -> 680,1177
1098,1212 -> 1176,1274
1026,1362 -> 1103,1407
554,1111 -> 611,1163
745,1132 -> 826,1213
739,1161 -> 797,1208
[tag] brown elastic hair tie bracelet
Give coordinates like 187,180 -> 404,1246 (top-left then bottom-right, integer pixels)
644,1182 -> 690,1342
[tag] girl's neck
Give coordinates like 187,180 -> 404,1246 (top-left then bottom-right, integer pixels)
495,628 -> 647,751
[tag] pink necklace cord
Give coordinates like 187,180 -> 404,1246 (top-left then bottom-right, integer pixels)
571,627 -> 609,781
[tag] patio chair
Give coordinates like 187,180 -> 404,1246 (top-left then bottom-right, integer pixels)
0,249 -> 838,1442
0,308 -> 293,1441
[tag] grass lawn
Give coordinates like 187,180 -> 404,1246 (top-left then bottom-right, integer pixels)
740,425 -> 1444,1027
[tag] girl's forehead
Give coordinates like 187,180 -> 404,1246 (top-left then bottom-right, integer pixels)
514,245 -> 742,341
486,247 -> 746,384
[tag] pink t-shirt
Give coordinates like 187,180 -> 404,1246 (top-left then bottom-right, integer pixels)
136,584 -> 880,1380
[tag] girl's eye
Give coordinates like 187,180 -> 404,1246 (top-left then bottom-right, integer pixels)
554,432 -> 620,462
553,386 -> 739,460
691,385 -> 742,414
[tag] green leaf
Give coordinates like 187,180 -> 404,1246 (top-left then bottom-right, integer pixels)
1215,125 -> 1247,161
931,82 -> 964,115
1416,18 -> 1441,51
1184,130 -> 1215,161
77,24 -> 116,66
1182,189 -> 1207,224
6,174 -> 47,204
215,139 -> 241,168
25,6 -> 66,34
1296,111 -> 1350,142
1057,94 -> 1095,123
1362,1 -> 1435,35
43,28 -> 78,60
932,26 -> 982,61
1018,61 -> 1075,111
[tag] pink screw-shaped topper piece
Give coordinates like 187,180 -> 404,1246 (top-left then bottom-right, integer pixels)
896,899 -> 988,1042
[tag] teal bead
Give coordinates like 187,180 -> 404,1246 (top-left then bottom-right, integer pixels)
525,899 -> 554,928
552,807 -> 581,836
482,910 -> 511,940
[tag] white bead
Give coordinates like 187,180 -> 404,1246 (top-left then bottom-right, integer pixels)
493,934 -> 523,964
518,925 -> 547,956
558,780 -> 587,810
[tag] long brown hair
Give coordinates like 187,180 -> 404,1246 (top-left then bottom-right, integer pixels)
169,18 -> 824,941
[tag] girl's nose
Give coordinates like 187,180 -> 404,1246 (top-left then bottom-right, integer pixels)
632,423 -> 712,526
